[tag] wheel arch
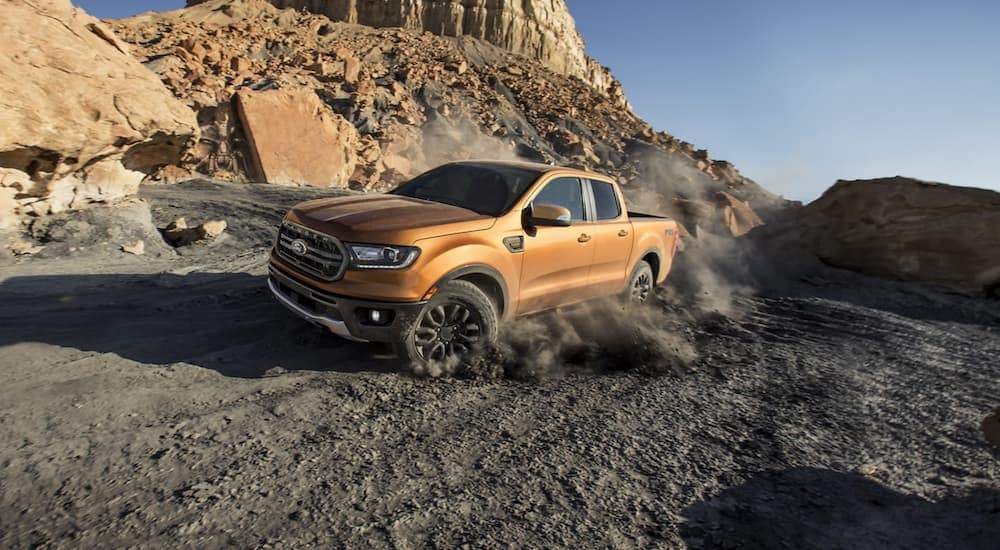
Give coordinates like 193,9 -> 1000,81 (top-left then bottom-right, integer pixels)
637,248 -> 662,281
436,264 -> 509,317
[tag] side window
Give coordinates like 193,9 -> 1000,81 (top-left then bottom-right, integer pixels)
590,180 -> 622,221
532,177 -> 585,221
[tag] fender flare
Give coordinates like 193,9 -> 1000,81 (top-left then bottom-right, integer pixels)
634,247 -> 662,281
435,264 -> 510,316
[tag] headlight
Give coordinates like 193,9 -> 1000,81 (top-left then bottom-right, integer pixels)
346,243 -> 421,270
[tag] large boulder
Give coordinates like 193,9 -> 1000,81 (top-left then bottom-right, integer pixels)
234,89 -> 361,187
800,177 -> 1000,293
0,0 -> 199,226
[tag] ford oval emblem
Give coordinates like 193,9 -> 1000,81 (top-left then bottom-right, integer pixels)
289,239 -> 309,256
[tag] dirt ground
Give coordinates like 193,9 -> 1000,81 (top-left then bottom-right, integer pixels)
1,181 -> 998,548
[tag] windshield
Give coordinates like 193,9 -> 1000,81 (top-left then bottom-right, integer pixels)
390,163 -> 542,216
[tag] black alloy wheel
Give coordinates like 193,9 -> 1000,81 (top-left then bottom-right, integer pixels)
413,302 -> 485,361
628,260 -> 654,304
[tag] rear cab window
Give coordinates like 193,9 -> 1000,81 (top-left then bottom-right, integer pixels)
590,179 -> 622,221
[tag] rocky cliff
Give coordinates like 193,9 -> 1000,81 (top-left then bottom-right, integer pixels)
0,0 -> 199,229
193,0 -> 626,106
111,0 -> 773,223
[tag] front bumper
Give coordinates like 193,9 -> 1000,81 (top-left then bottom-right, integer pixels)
268,264 -> 426,343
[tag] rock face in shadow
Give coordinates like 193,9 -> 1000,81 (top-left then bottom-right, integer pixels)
234,90 -> 361,186
256,0 -> 625,104
799,177 -> 1000,294
0,0 -> 199,227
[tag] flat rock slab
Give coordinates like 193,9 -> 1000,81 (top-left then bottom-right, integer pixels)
235,89 -> 360,188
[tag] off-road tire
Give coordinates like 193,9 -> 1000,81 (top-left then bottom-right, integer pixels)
625,260 -> 654,304
394,280 -> 499,370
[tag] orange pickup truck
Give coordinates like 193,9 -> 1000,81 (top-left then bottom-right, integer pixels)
268,160 -> 679,365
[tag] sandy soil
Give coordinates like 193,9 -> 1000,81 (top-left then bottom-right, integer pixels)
1,181 -> 998,548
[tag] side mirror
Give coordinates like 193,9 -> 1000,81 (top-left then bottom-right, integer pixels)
526,203 -> 572,228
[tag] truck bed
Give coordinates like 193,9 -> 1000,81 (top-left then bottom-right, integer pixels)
628,210 -> 672,220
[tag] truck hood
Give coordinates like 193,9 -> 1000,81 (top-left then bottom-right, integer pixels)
289,194 -> 496,243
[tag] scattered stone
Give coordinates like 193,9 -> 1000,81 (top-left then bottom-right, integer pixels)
121,239 -> 146,255
0,187 -> 19,229
446,60 -> 468,75
263,366 -> 288,377
230,56 -> 251,73
6,238 -> 45,256
149,165 -> 194,184
162,217 -> 228,246
856,464 -> 878,477
181,481 -> 215,502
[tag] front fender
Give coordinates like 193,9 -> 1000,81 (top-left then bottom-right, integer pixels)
415,233 -> 522,318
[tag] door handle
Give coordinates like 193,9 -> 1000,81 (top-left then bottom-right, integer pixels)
578,234 -> 592,243
617,230 -> 629,237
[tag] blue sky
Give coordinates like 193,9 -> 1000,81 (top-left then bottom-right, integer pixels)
76,0 -> 999,200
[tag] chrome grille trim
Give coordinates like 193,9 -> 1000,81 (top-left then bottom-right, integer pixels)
275,221 -> 348,281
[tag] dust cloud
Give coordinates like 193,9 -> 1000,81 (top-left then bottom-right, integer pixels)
419,114 -> 524,169
411,298 -> 698,380
621,151 -> 765,319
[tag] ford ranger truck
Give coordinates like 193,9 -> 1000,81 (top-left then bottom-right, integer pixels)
268,160 -> 680,366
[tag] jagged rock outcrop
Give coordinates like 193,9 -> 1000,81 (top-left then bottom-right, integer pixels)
203,0 -> 626,106
800,177 -> 1000,294
0,0 -> 199,228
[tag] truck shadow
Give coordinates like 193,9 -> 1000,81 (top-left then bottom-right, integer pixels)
0,271 -> 396,378
680,466 -> 1000,550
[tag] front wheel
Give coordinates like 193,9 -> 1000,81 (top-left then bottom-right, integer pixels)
394,280 -> 498,371
625,260 -> 654,304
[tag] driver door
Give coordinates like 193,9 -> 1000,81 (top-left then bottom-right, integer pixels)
517,177 -> 596,315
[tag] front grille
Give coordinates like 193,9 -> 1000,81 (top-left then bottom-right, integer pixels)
275,221 -> 348,281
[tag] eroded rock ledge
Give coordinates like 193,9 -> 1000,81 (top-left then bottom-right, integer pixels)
0,0 -> 199,228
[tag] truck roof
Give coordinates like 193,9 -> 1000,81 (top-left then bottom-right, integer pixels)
450,160 -> 613,182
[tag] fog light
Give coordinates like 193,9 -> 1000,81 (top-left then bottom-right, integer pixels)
360,308 -> 393,326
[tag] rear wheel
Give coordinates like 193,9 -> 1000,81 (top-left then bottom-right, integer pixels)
625,260 -> 654,304
394,280 -> 498,369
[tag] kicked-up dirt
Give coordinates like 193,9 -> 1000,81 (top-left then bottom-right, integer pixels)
1,181 -> 998,548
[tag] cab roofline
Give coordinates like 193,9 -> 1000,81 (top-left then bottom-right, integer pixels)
447,159 -> 612,180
